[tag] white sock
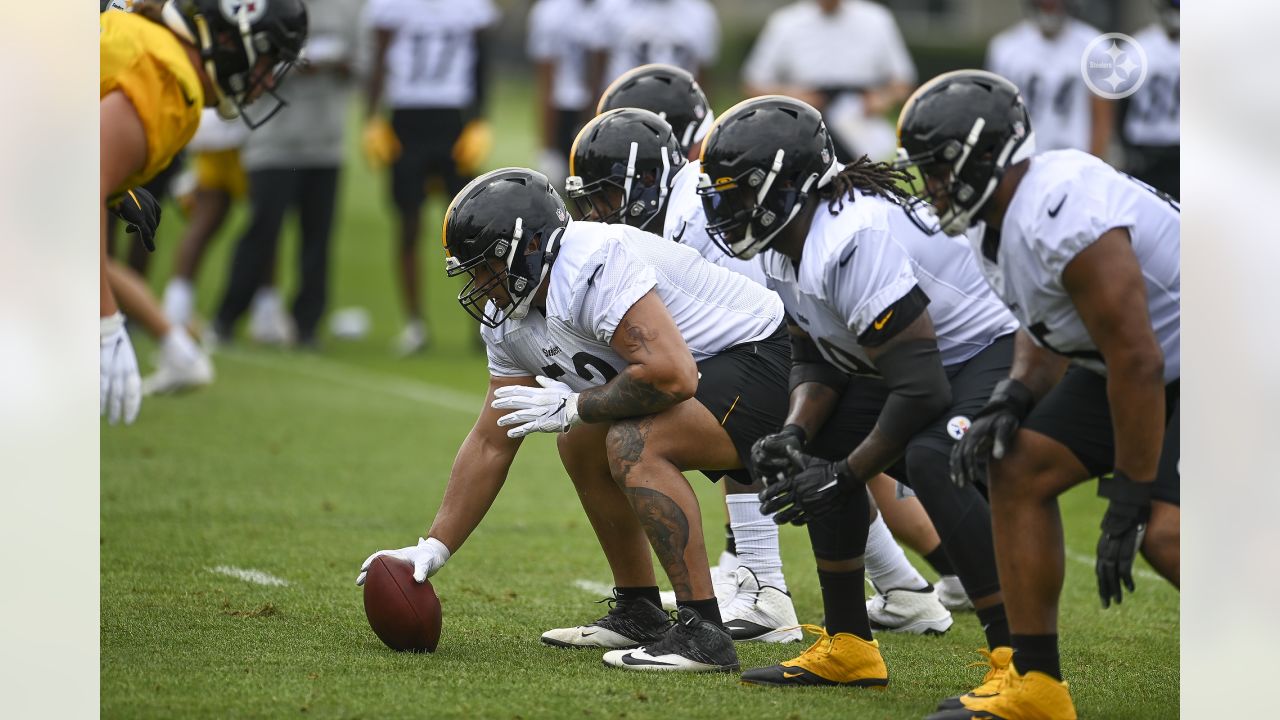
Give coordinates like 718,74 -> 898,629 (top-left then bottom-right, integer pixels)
162,278 -> 195,327
864,513 -> 929,593
726,494 -> 787,591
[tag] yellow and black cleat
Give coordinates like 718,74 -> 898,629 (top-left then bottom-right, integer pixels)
936,646 -> 1014,711
740,624 -> 888,688
925,667 -> 1077,720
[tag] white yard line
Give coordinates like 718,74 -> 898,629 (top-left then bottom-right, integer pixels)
208,565 -> 290,587
573,579 -> 677,611
1065,550 -> 1163,582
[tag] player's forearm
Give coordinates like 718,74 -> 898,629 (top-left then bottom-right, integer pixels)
783,381 -> 840,440
1008,329 -> 1069,400
1106,348 -> 1166,482
576,363 -> 694,423
426,432 -> 519,552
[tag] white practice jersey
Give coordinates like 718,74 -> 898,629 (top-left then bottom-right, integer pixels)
527,0 -> 608,112
1122,25 -> 1180,147
663,162 -> 769,287
546,221 -> 783,366
761,194 -> 1017,377
598,0 -> 719,84
482,306 -> 625,392
979,150 -> 1180,382
363,0 -> 500,109
987,19 -> 1100,153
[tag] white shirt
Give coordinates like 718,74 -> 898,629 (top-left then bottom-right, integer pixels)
760,194 -> 1017,377
978,150 -> 1180,381
483,307 -> 625,391
598,0 -> 720,84
363,0 -> 500,109
987,19 -> 1100,153
1122,25 -> 1180,147
527,0 -> 608,111
663,162 -> 770,287
546,221 -> 783,364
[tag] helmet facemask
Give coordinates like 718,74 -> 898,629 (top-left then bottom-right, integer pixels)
565,140 -> 676,231
446,217 -> 563,329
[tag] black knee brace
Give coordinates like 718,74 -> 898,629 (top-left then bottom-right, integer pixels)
806,487 -> 871,562
906,445 -> 1001,599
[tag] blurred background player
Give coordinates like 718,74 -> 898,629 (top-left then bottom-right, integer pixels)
528,0 -> 608,189
987,0 -> 1113,158
598,0 -> 719,88
99,0 -> 307,423
741,0 -> 916,162
597,63 -> 714,161
361,0 -> 500,356
1120,0 -> 1179,198
211,0 -> 362,350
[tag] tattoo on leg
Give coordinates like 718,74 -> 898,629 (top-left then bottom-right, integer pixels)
607,417 -> 654,485
624,486 -> 692,597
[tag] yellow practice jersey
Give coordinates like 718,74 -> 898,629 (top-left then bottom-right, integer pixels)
100,10 -> 204,191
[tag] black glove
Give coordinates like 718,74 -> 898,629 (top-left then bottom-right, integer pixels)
1095,470 -> 1152,609
110,187 -> 162,252
950,378 -> 1035,487
749,424 -> 807,485
758,447 -> 853,526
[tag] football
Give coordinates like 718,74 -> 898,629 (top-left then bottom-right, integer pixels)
362,555 -> 442,653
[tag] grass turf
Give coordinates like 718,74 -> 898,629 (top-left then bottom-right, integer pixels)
101,77 -> 1178,719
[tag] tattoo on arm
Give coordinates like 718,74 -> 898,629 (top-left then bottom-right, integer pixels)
622,486 -> 691,597
577,369 -> 680,422
620,319 -> 658,356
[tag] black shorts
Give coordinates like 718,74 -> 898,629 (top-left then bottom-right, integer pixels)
1124,143 -> 1179,200
554,108 -> 587,160
694,323 -> 790,484
906,334 -> 1016,461
1023,366 -> 1180,505
390,108 -> 469,213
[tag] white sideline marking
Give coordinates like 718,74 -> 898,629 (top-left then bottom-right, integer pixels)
217,348 -> 481,414
573,579 -> 677,611
1065,550 -> 1163,582
209,565 -> 291,587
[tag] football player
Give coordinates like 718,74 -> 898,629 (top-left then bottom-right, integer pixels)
361,0 -> 500,355
698,96 -> 1020,687
567,107 -> 958,636
359,168 -> 795,671
528,0 -> 608,187
898,70 -> 1180,720
597,0 -> 719,89
1120,0 -> 1179,198
986,0 -> 1112,157
100,0 -> 307,423
597,63 -> 715,160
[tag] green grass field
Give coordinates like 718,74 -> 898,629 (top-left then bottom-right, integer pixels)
101,77 -> 1178,719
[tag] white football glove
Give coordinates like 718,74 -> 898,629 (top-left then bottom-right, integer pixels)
491,375 -> 581,438
356,536 -> 451,586
101,312 -> 141,425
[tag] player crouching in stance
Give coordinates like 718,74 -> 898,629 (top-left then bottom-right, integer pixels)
698,96 -> 1021,688
358,168 -> 797,672
897,70 -> 1180,720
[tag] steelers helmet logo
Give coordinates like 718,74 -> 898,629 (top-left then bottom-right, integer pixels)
946,416 -> 971,440
220,0 -> 267,23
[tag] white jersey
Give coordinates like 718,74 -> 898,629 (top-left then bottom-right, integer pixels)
482,306 -> 625,392
527,0 -> 608,111
598,0 -> 719,84
987,19 -> 1100,153
663,163 -> 769,287
761,194 -> 1017,377
979,150 -> 1180,381
363,0 -> 499,109
546,221 -> 783,365
1122,25 -> 1179,147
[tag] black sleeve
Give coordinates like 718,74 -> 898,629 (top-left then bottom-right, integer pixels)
873,337 -> 952,446
789,320 -> 849,393
857,285 -> 930,348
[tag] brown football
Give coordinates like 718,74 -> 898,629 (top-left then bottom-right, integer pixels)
362,555 -> 442,652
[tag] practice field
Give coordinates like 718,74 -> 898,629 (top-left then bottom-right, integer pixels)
101,78 -> 1178,719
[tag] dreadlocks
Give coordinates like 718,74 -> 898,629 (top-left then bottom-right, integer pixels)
819,155 -> 916,215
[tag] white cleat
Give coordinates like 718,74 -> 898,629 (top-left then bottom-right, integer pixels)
935,575 -> 974,611
142,329 -> 214,396
721,566 -> 803,643
541,594 -> 670,649
866,585 -> 954,636
602,607 -> 739,672
248,290 -> 295,346
394,321 -> 429,357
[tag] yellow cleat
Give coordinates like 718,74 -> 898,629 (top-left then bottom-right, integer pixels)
925,666 -> 1077,720
740,624 -> 888,688
935,646 -> 1014,711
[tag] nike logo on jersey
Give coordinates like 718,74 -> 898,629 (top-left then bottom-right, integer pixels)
873,309 -> 894,330
1047,195 -> 1068,218
838,244 -> 858,267
671,222 -> 686,243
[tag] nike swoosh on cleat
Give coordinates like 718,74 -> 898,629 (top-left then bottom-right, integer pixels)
782,671 -> 804,679
620,654 -> 675,667
580,630 -> 597,637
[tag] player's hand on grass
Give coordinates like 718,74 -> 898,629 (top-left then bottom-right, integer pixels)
101,312 -> 141,425
950,378 -> 1035,487
759,447 -> 852,526
1095,471 -> 1151,608
491,376 -> 581,438
749,424 -> 806,485
357,536 -> 451,586
109,187 -> 162,252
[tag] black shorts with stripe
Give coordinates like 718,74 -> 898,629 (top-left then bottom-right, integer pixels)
693,322 -> 790,484
1022,366 -> 1180,505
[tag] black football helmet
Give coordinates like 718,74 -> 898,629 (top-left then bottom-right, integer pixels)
160,0 -> 308,128
597,64 -> 713,156
443,168 -> 570,328
565,108 -> 686,231
697,95 -> 840,260
895,70 -> 1036,237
